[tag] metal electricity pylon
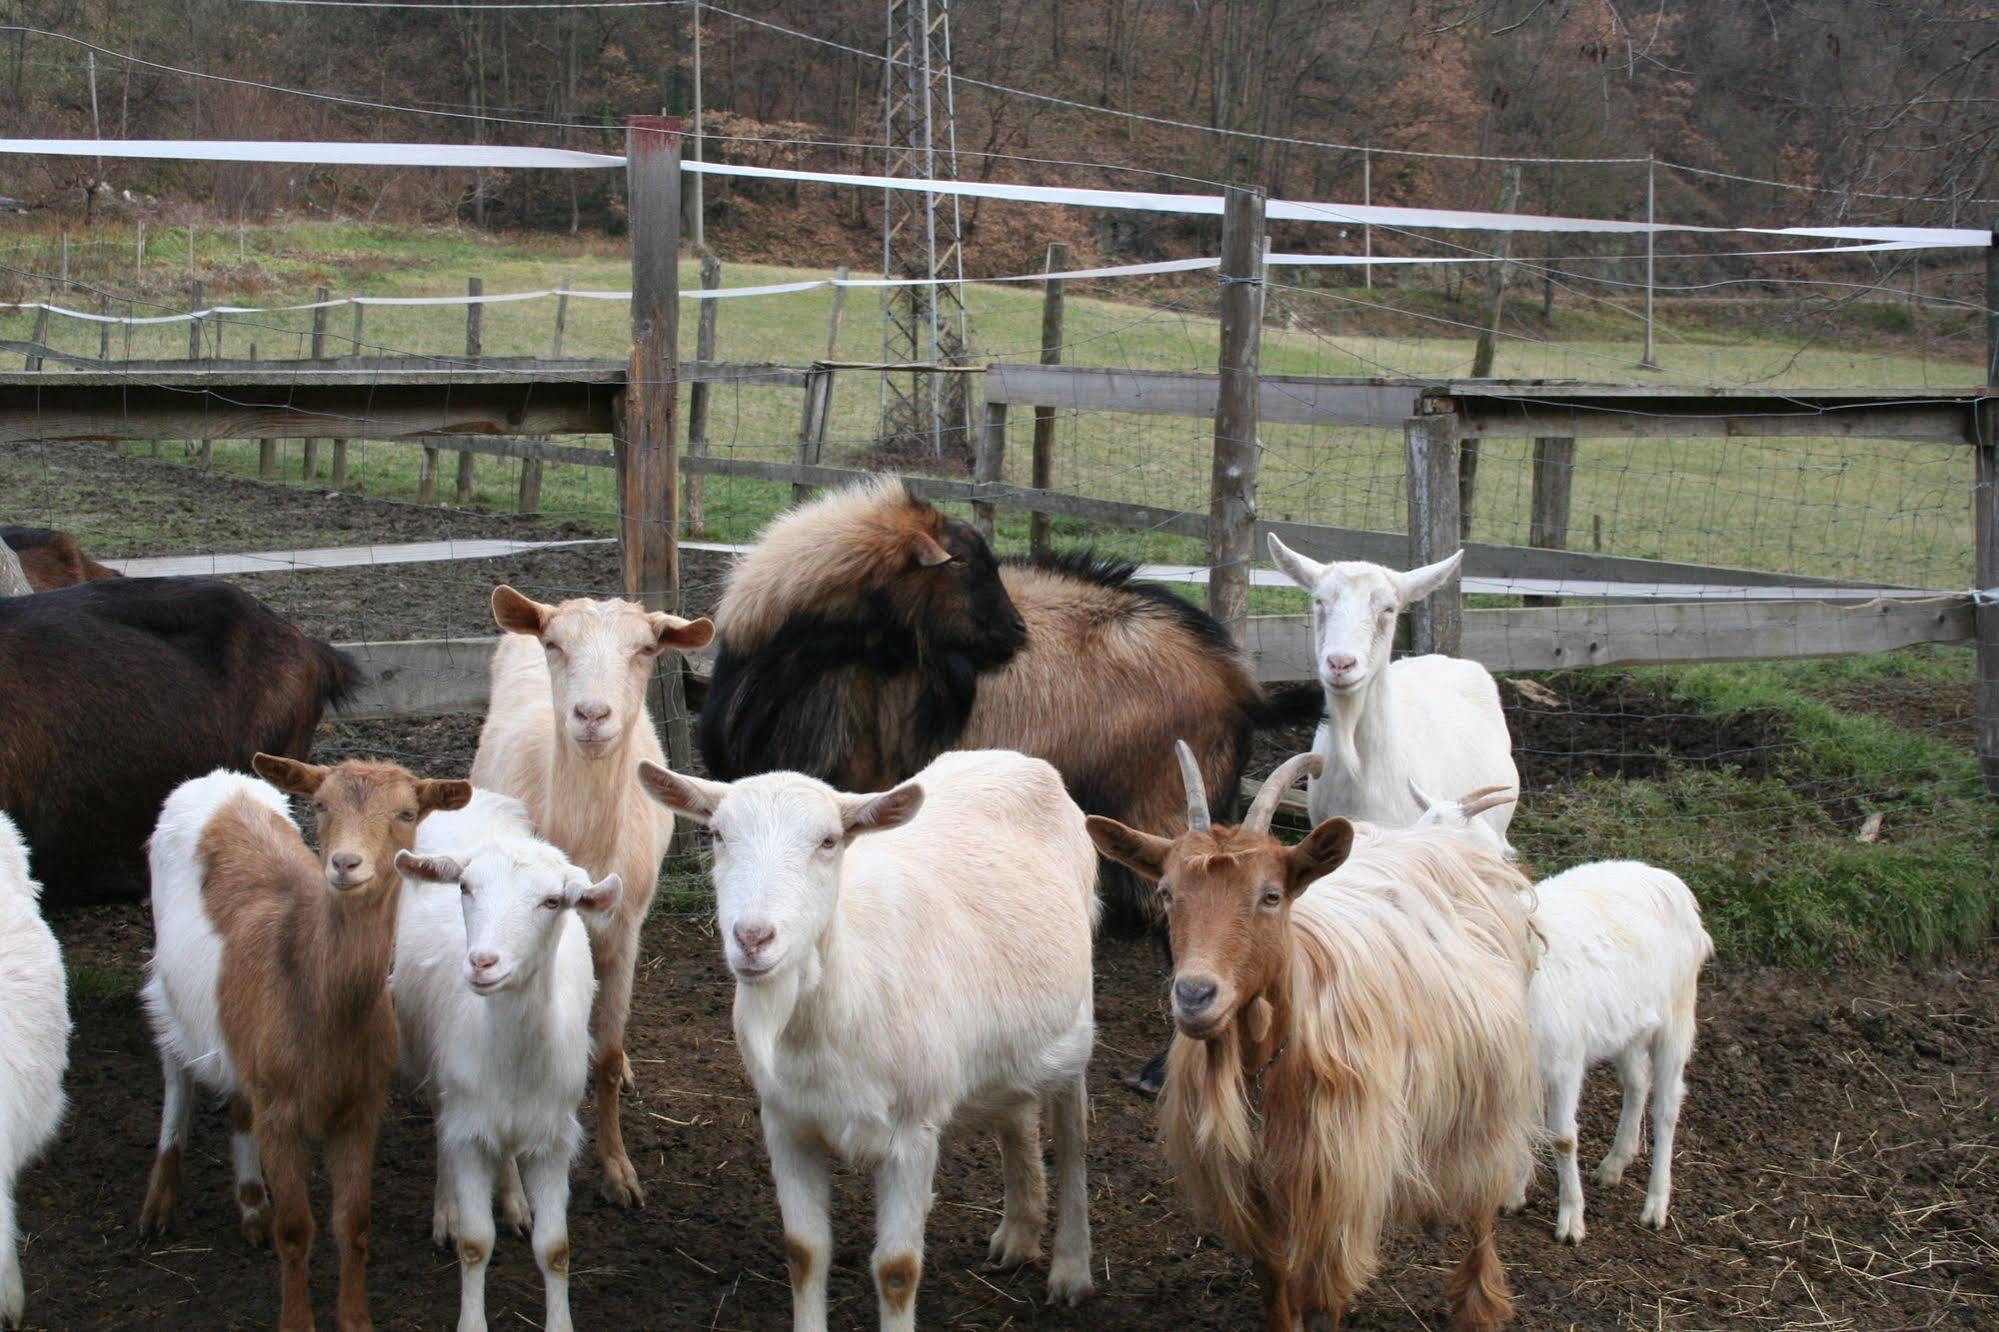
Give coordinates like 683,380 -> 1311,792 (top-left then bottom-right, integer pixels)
879,0 -> 970,459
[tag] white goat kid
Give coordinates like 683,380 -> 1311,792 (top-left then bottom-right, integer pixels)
1508,860 -> 1711,1244
0,814 -> 67,1331
393,791 -> 621,1332
638,749 -> 1098,1332
1408,780 -> 1521,861
1266,536 -> 1518,835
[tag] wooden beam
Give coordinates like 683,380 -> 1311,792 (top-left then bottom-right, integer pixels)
623,113 -> 691,769
336,637 -> 496,719
1449,390 -> 1980,444
456,276 -> 483,504
1405,411 -> 1462,654
1210,186 -> 1266,642
1525,436 -> 1576,607
972,400 -> 1006,541
685,251 -> 721,535
1242,597 -> 1975,681
1030,241 -> 1069,558
986,362 -> 1422,427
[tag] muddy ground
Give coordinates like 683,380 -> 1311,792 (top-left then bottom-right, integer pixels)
8,443 -> 1997,1328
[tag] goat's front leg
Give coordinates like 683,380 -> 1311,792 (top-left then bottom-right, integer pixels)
447,1144 -> 497,1332
1255,1259 -> 1295,1332
872,1128 -> 940,1332
519,1146 -> 574,1332
327,1112 -> 382,1332
763,1113 -> 832,1332
587,912 -> 646,1207
255,1108 -> 316,1332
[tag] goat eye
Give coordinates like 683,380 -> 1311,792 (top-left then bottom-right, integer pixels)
1157,885 -> 1174,907
1261,889 -> 1284,907
539,897 -> 562,911
819,834 -> 839,850
399,809 -> 418,823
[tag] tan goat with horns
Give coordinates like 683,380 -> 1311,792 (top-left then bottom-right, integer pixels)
1087,743 -> 1540,1331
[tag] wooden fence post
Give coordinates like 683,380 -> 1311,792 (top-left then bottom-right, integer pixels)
187,280 -> 203,363
685,251 -> 720,535
792,368 -> 832,507
972,399 -> 1007,541
24,290 -> 47,371
1209,187 -> 1267,644
1406,409 -> 1463,655
1977,221 -> 1999,794
1525,435 -> 1576,607
815,264 -> 849,453
1462,166 -> 1522,539
304,286 -> 329,481
551,277 -> 571,358
1029,241 -> 1069,558
623,114 -> 691,769
257,336 -> 276,477
456,277 -> 482,504
334,299 -> 360,487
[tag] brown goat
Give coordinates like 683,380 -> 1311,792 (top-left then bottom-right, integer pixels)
139,755 -> 471,1332
1088,746 -> 1538,1331
1,526 -> 121,591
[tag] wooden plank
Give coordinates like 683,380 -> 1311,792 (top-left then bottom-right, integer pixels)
0,359 -> 799,386
1243,598 -> 1976,681
1030,242 -> 1069,558
1210,187 -> 1266,642
337,637 -> 495,720
986,362 -> 1423,427
1450,392 -> 1979,444
623,113 -> 692,769
1405,411 -> 1462,654
0,379 -> 619,443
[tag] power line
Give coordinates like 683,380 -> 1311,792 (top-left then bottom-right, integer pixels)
242,0 -> 688,7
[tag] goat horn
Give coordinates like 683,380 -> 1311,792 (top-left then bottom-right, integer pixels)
1175,740 -> 1212,832
1461,788 -> 1519,818
1246,752 -> 1325,835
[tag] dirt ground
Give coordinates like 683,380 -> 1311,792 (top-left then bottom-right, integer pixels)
8,444 -> 1998,1328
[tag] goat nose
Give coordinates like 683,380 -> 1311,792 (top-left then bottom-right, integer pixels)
468,951 -> 500,973
1173,976 -> 1219,1014
1325,653 -> 1359,675
330,852 -> 363,874
733,922 -> 776,953
573,702 -> 612,724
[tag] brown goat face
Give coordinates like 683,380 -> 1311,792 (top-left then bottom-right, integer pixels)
1088,816 -> 1356,1040
899,514 -> 1026,669
253,754 -> 472,892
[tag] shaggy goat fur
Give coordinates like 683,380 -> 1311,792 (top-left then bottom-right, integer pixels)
701,478 -> 1320,930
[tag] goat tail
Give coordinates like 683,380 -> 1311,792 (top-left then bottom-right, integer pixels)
1249,680 -> 1325,731
315,639 -> 362,716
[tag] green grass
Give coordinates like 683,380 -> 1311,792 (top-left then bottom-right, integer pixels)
1514,648 -> 1997,964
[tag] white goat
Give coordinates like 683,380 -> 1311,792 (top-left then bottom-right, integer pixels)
638,749 -> 1098,1332
392,790 -> 621,1332
1410,786 -> 1713,1247
1267,536 -> 1518,835
472,585 -> 713,1206
1409,779 -> 1522,861
0,814 -> 67,1330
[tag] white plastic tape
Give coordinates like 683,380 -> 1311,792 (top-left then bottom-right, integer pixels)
0,138 -> 622,169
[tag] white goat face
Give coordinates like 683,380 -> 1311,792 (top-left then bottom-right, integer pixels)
634,764 -> 924,985
490,587 -> 715,759
397,844 -> 622,994
1407,779 -> 1522,862
1267,537 -> 1464,694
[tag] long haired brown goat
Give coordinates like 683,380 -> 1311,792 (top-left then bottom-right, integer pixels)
697,477 -> 1322,932
1088,745 -> 1539,1331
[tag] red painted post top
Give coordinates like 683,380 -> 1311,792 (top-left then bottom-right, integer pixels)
626,114 -> 683,148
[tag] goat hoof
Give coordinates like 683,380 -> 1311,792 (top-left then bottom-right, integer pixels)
984,1224 -> 1041,1271
240,1208 -> 271,1249
499,1195 -> 532,1234
1553,1214 -> 1585,1247
1121,1050 -> 1168,1099
1641,1198 -> 1669,1230
599,1158 -> 646,1208
616,1052 -> 635,1095
431,1205 -> 455,1248
1046,1258 -> 1094,1308
1500,1191 -> 1527,1215
137,1193 -> 175,1240
1593,1161 -> 1628,1188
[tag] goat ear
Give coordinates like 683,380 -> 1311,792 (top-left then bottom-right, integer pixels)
1286,816 -> 1354,896
841,782 -> 923,837
416,779 -> 474,814
395,849 -> 463,884
1392,550 -> 1463,606
252,752 -> 327,796
1085,815 -> 1172,883
648,612 -> 715,654
909,531 -> 954,568
1407,778 -> 1437,814
635,761 -> 728,823
491,585 -> 553,637
1266,534 -> 1324,591
567,873 -> 623,920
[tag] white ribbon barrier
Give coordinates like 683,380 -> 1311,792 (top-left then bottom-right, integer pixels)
0,138 -> 1987,248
